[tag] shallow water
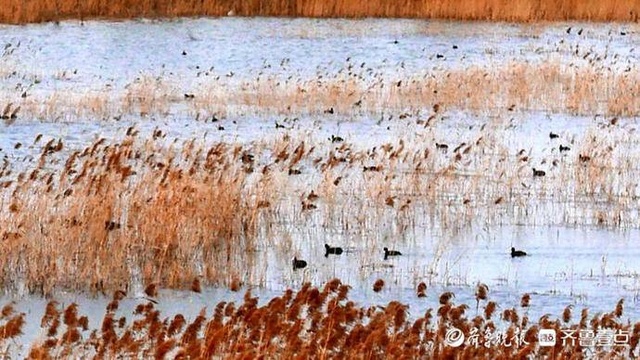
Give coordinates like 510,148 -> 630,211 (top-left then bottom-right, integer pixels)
0,18 -> 636,96
5,221 -> 640,356
258,223 -> 640,315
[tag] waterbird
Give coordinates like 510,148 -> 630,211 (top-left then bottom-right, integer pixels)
292,257 -> 307,270
383,247 -> 402,260
511,247 -> 527,257
307,191 -> 319,201
330,135 -> 344,143
559,145 -> 571,152
532,168 -> 546,177
549,132 -> 559,139
325,244 -> 343,257
301,201 -> 317,211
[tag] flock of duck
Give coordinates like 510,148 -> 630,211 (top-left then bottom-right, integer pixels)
293,245 -> 527,270
292,243 -> 402,270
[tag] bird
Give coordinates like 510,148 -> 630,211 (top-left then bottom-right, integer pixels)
511,247 -> 527,257
324,244 -> 344,257
383,247 -> 402,260
292,257 -> 307,270
330,134 -> 344,143
549,132 -> 559,139
532,168 -> 546,177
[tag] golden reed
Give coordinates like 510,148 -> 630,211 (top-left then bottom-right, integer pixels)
14,280 -> 640,358
1,0 -> 639,24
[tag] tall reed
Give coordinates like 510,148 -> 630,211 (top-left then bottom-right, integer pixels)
17,281 -> 640,358
1,0 -> 639,24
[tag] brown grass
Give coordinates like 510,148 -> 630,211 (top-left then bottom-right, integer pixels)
1,0 -> 639,24
2,109 -> 640,294
0,133 -> 264,295
7,61 -> 640,121
13,280 -> 640,358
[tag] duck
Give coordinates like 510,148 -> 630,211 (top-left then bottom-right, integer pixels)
511,247 -> 527,257
324,244 -> 344,257
292,257 -> 307,270
532,168 -> 546,177
383,247 -> 402,260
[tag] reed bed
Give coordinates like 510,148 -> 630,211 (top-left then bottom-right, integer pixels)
0,280 -> 633,358
1,111 -> 640,294
3,60 -> 639,122
1,0 -> 639,24
0,133 -> 267,295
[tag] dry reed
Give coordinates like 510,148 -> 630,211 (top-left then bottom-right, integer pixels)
2,113 -> 640,294
1,0 -> 639,24
6,62 -> 640,121
15,280 -> 639,359
1,33 -> 640,296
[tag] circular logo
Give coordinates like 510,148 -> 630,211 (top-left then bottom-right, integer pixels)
444,327 -> 465,347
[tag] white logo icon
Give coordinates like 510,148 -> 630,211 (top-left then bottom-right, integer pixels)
539,328 -> 557,347
444,327 -> 465,347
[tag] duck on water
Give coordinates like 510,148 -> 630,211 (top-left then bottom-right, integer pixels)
325,244 -> 343,257
511,247 -> 527,257
292,257 -> 307,270
383,247 -> 402,260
